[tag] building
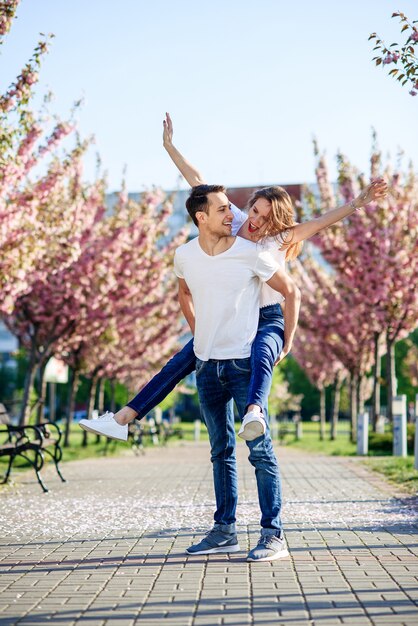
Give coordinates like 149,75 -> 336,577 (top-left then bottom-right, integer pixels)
0,321 -> 18,363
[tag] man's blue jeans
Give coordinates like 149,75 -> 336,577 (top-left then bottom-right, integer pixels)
196,357 -> 283,533
127,303 -> 284,418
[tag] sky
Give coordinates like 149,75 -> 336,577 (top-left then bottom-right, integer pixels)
2,0 -> 417,193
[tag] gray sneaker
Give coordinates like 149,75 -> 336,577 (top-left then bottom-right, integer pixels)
247,529 -> 289,562
186,524 -> 240,555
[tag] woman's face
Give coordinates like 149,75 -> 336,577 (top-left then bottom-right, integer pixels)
246,198 -> 272,240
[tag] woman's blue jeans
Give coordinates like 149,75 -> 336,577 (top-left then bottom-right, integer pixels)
127,303 -> 284,418
195,357 -> 283,531
247,303 -> 284,411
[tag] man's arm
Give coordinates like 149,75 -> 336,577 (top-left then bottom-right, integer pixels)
266,269 -> 301,363
178,278 -> 195,334
163,113 -> 206,187
288,179 -> 388,244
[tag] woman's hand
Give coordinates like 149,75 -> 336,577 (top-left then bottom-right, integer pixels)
162,112 -> 206,186
274,343 -> 291,365
353,178 -> 388,209
163,112 -> 173,148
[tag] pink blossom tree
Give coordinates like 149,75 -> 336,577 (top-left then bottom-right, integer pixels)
0,1 -> 19,40
370,12 -> 418,96
0,1 -> 92,313
291,258 -> 354,440
1,5 -> 188,435
303,143 -> 418,428
292,330 -> 347,441
4,172 -> 107,424
52,190 -> 186,443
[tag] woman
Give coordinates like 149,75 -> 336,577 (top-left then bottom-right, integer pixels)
79,114 -> 388,442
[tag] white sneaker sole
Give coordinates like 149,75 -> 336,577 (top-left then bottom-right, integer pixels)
247,548 -> 289,562
186,544 -> 241,555
238,421 -> 265,441
79,420 -> 127,442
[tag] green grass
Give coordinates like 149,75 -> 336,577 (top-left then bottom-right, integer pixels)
279,421 -> 417,456
364,457 -> 418,495
277,421 -> 357,456
176,420 -> 209,441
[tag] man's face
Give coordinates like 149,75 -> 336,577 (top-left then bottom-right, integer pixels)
200,192 -> 233,236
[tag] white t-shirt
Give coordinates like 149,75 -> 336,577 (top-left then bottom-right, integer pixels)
174,237 -> 280,361
230,204 -> 287,308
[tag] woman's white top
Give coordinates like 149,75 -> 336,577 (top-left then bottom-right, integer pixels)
231,204 -> 287,308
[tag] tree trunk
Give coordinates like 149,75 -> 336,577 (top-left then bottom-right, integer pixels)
350,373 -> 358,443
87,375 -> 98,420
95,378 -> 105,443
357,374 -> 365,415
64,368 -> 80,448
371,331 -> 382,432
319,386 -> 326,441
19,346 -> 39,425
330,374 -> 343,441
82,374 -> 98,447
110,380 -> 116,413
97,378 -> 105,413
36,360 -> 48,424
386,333 -> 397,423
49,382 -> 56,422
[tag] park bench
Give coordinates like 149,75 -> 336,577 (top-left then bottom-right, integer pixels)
128,418 -> 184,455
277,419 -> 300,444
0,404 -> 66,492
155,419 -> 184,444
36,420 -> 66,485
0,405 -> 47,491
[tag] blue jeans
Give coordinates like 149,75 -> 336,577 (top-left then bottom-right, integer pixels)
127,303 -> 284,418
247,304 -> 284,410
127,338 -> 196,417
196,357 -> 283,531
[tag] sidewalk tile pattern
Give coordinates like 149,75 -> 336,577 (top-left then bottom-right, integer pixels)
0,441 -> 417,625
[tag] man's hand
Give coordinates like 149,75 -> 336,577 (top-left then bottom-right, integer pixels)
163,112 -> 173,148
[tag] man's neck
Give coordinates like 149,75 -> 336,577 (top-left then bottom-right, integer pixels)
198,232 -> 236,256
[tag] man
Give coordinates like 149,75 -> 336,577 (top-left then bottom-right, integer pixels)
175,184 -> 300,562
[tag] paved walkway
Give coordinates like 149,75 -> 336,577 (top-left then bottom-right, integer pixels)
0,440 -> 418,626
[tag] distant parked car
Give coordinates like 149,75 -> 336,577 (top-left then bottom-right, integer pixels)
72,410 -> 87,421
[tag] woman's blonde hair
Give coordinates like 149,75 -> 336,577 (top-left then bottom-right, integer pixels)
247,186 -> 303,261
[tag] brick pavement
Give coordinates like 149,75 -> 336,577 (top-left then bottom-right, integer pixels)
0,440 -> 417,626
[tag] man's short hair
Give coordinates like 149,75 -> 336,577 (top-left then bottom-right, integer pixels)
185,185 -> 227,227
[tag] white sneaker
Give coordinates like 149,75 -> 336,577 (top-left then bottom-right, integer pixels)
238,409 -> 266,441
79,412 -> 128,441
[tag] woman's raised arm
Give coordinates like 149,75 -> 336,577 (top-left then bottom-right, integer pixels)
288,178 -> 388,244
163,113 -> 206,187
